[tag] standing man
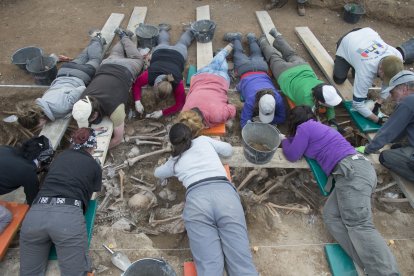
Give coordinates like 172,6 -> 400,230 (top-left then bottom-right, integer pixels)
333,27 -> 403,124
358,71 -> 414,182
72,28 -> 144,148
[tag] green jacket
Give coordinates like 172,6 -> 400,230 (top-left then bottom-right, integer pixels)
277,64 -> 335,121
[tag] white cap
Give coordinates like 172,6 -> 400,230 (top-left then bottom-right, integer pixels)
322,85 -> 342,106
383,70 -> 414,94
259,94 -> 275,124
72,96 -> 92,128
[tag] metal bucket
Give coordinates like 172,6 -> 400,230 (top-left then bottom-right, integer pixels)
11,46 -> 44,70
241,122 -> 281,165
122,258 -> 176,276
191,20 -> 216,43
136,24 -> 159,49
25,55 -> 57,85
343,3 -> 365,24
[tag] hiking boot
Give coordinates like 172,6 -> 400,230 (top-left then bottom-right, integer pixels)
158,23 -> 171,32
269,27 -> 282,38
297,3 -> 306,16
223,32 -> 242,42
114,27 -> 134,39
246,33 -> 257,43
265,1 -> 278,10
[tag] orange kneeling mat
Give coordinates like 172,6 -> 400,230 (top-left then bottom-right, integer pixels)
184,261 -> 197,276
0,201 -> 29,260
286,97 -> 296,109
200,123 -> 226,136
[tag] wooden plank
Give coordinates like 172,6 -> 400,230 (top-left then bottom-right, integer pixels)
196,5 -> 213,70
221,146 -> 382,169
93,117 -> 114,166
294,27 -> 353,102
126,7 -> 147,44
255,11 -> 275,45
390,172 -> 414,208
39,13 -> 125,150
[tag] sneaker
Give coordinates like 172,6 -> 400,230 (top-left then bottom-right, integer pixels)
297,3 -> 306,16
182,23 -> 192,32
269,27 -> 282,38
158,23 -> 171,32
265,2 -> 278,10
223,32 -> 242,42
114,27 -> 134,39
246,33 -> 256,43
89,28 -> 102,38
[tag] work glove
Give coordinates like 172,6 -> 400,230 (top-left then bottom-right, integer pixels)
372,102 -> 382,115
355,146 -> 366,154
135,100 -> 144,114
279,133 -> 286,141
145,110 -> 163,119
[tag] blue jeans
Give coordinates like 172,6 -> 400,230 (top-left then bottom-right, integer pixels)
184,180 -> 258,276
194,48 -> 230,82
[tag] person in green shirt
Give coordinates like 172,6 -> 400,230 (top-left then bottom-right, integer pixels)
258,28 -> 344,132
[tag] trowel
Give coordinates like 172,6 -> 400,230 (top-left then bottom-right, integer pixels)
102,244 -> 132,272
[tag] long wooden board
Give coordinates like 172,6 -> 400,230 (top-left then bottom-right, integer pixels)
40,13 -> 125,150
126,7 -> 147,44
390,172 -> 414,208
255,11 -> 275,45
196,5 -> 213,70
221,147 -> 382,169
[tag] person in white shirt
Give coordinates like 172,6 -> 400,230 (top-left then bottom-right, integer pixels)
154,123 -> 258,276
333,27 -> 403,124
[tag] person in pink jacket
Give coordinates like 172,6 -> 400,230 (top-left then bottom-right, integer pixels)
178,44 -> 236,136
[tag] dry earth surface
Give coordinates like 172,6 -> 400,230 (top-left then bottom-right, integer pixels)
0,0 -> 413,275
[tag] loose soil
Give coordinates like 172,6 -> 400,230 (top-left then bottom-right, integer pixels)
0,1 -> 413,275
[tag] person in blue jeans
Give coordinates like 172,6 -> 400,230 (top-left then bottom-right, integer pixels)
154,123 -> 258,276
224,32 -> 286,128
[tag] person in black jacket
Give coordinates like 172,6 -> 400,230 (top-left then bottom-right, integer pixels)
132,23 -> 195,119
0,135 -> 53,205
20,128 -> 102,276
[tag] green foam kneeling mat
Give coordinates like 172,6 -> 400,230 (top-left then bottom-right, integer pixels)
305,157 -> 334,196
325,244 -> 358,276
343,100 -> 381,133
48,199 -> 98,260
186,65 -> 197,87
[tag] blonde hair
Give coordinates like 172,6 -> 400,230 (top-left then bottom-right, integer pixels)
176,109 -> 204,138
155,74 -> 174,99
16,101 -> 45,129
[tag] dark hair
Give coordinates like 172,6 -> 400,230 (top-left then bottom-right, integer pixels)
287,105 -> 317,137
253,89 -> 274,116
16,102 -> 45,129
18,135 -> 54,164
88,96 -> 103,125
169,123 -> 193,172
71,128 -> 93,144
312,83 -> 325,103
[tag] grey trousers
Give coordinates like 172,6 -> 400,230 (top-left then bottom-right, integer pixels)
57,37 -> 104,85
259,36 -> 307,80
101,36 -> 144,79
233,39 -> 268,76
380,146 -> 414,182
323,155 -> 400,275
20,204 -> 90,276
154,29 -> 194,60
183,180 -> 258,276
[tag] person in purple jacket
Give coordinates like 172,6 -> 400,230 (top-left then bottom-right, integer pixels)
281,105 -> 399,276
223,32 -> 286,128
